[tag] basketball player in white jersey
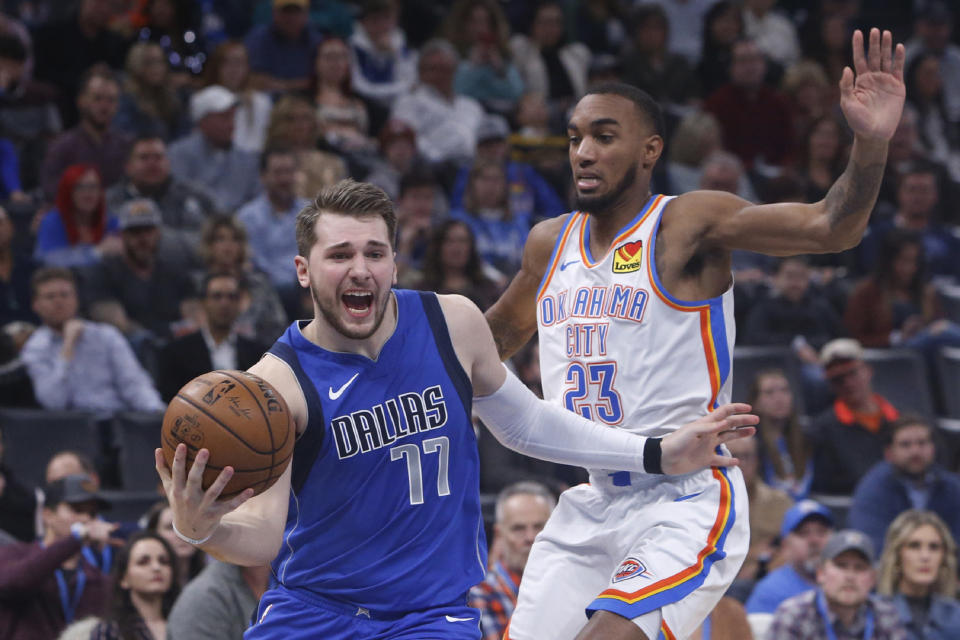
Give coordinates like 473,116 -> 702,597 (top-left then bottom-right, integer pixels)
485,29 -> 905,640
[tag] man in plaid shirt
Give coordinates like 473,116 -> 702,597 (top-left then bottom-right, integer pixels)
470,483 -> 555,640
767,529 -> 906,639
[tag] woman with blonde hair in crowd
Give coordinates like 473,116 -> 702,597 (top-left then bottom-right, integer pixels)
203,41 -> 272,152
877,510 -> 960,639
747,369 -> 810,498
264,94 -> 347,200
114,41 -> 186,140
311,37 -> 376,158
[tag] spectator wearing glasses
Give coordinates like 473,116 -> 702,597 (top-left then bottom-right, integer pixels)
156,272 -> 268,401
808,339 -> 900,496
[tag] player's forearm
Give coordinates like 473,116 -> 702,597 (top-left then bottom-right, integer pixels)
473,367 -> 661,473
197,515 -> 283,567
822,136 -> 888,249
484,308 -> 534,361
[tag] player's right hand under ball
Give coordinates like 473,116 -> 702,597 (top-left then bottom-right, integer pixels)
660,403 -> 758,475
154,443 -> 255,545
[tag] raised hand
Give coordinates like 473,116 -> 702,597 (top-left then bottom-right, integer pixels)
660,403 -> 758,475
840,28 -> 906,142
155,444 -> 254,545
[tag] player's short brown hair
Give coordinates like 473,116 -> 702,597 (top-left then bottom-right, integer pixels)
296,179 -> 397,257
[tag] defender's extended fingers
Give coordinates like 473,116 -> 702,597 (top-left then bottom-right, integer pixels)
170,443 -> 188,492
892,43 -> 905,82
184,448 -> 210,492
867,28 -> 881,71
710,454 -> 740,468
202,466 -> 235,506
704,403 -> 752,424
881,30 -> 892,72
852,30 -> 867,76
719,425 -> 757,441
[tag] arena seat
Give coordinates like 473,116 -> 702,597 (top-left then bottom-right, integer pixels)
938,348 -> 960,420
861,348 -> 935,418
0,408 -> 103,488
113,411 -> 165,492
731,346 -> 806,416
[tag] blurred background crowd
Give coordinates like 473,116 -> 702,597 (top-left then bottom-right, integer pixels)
0,0 -> 959,638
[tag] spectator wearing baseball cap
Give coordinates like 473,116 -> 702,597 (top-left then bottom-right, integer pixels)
0,474 -> 118,640
244,0 -> 322,94
768,529 -> 907,639
82,199 -> 197,340
807,338 -> 901,497
746,500 -> 835,615
450,113 -> 565,225
167,85 -> 260,213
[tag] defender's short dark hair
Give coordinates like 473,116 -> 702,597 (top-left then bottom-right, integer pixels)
296,179 -> 397,256
583,82 -> 665,138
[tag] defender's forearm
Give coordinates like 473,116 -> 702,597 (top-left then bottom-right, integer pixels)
823,136 -> 888,246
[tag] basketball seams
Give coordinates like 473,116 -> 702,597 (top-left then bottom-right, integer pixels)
220,370 -> 281,494
162,433 -> 294,472
161,370 -> 295,498
173,392 -> 274,455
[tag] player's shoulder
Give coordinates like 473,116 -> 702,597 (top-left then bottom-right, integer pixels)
668,190 -> 751,217
435,293 -> 486,330
248,352 -> 308,435
522,214 -> 573,270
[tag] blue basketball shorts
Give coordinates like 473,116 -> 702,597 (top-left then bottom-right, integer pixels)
244,586 -> 482,640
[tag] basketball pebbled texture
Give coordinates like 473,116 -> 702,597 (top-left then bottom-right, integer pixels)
161,370 -> 294,498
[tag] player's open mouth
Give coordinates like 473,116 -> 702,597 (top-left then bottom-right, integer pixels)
576,174 -> 601,190
342,291 -> 374,316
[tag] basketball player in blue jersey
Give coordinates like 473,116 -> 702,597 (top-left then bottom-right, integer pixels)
484,29 -> 906,640
154,179 -> 758,639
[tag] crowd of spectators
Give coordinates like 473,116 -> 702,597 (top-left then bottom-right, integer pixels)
0,0 -> 958,638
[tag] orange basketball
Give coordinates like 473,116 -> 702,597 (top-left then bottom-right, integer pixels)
161,370 -> 294,498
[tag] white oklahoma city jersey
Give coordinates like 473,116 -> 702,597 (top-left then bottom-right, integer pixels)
536,194 -> 735,475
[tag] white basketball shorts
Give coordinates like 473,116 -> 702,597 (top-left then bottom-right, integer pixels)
504,465 -> 748,640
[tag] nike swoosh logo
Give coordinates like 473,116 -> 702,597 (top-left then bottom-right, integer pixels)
445,616 -> 474,623
559,259 -> 579,271
328,372 -> 359,400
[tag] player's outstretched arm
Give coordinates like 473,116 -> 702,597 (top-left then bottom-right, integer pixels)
683,28 -> 905,257
484,216 -> 566,360
444,294 -> 758,474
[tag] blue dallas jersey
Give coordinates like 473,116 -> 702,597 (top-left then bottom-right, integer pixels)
266,289 -> 486,612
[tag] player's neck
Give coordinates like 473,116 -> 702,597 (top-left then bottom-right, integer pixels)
587,188 -> 652,253
307,293 -> 397,360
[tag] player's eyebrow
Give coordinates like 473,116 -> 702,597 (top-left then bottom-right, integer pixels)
567,118 -> 622,132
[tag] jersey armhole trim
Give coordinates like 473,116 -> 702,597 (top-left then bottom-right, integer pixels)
266,338 -> 326,495
536,213 -> 581,301
417,291 -> 473,417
